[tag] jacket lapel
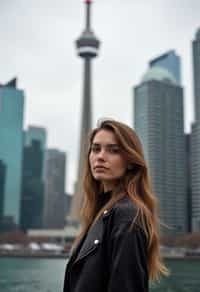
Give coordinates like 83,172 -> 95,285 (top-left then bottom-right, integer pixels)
68,202 -> 115,267
67,233 -> 87,265
72,215 -> 104,265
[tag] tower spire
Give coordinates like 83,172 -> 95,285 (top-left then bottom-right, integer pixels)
85,0 -> 92,30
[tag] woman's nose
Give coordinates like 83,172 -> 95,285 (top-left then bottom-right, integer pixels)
96,149 -> 106,160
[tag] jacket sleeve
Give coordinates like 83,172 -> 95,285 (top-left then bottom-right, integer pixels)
107,220 -> 149,292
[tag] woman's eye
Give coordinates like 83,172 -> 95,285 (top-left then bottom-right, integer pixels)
108,147 -> 120,153
91,146 -> 100,153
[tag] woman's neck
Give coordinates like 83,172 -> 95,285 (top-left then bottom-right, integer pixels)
103,182 -> 116,193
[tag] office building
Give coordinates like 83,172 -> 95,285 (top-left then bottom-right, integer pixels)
20,126 -> 46,230
134,66 -> 187,235
185,134 -> 192,232
0,78 -> 24,225
0,160 -> 6,219
44,149 -> 66,229
191,28 -> 200,231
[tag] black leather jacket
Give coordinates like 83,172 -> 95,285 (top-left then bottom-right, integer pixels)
63,194 -> 149,292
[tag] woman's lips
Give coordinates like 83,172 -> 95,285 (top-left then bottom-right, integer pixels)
94,166 -> 108,172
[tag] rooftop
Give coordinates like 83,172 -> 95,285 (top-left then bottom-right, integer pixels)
141,67 -> 177,85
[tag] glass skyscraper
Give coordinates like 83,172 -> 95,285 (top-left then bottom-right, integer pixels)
0,160 -> 6,218
134,66 -> 187,236
20,126 -> 46,230
192,29 -> 200,121
0,78 -> 24,225
191,28 -> 200,231
44,149 -> 66,229
149,50 -> 181,85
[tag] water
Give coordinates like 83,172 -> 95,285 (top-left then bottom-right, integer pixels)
0,257 -> 200,292
151,259 -> 200,292
0,257 -> 66,292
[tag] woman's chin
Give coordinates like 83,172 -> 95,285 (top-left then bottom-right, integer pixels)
94,174 -> 109,180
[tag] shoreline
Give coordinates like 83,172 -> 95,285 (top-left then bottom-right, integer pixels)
1,252 -> 200,260
0,252 -> 69,259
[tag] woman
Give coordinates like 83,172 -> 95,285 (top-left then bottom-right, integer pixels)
63,119 -> 168,292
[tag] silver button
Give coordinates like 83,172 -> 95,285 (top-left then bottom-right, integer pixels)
94,239 -> 99,244
103,210 -> 108,215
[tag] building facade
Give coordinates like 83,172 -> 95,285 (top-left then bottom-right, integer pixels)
185,134 -> 192,232
0,78 -> 24,225
192,29 -> 200,122
44,149 -> 66,229
191,28 -> 200,231
134,67 -> 187,236
20,127 -> 46,230
0,160 -> 6,219
191,123 -> 200,231
64,193 -> 72,221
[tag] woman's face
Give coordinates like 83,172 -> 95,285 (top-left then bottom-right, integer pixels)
89,129 -> 127,191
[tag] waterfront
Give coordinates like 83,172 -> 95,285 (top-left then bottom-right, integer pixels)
0,257 -> 66,292
1,257 -> 200,292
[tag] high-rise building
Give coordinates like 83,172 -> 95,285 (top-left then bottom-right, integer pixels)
191,28 -> 200,231
44,149 -> 66,229
64,193 -> 72,220
185,134 -> 192,232
70,0 -> 100,223
149,50 -> 181,85
192,29 -> 200,122
20,126 -> 46,230
191,123 -> 200,231
134,66 -> 187,236
0,78 -> 24,225
0,160 -> 6,219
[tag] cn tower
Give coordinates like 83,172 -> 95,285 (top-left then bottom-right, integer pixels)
70,0 -> 100,223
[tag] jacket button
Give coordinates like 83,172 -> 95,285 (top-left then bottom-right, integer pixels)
94,239 -> 99,244
103,210 -> 108,215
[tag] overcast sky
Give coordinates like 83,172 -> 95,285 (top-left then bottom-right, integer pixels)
0,0 -> 199,193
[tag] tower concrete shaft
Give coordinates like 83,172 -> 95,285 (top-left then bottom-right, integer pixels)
70,0 -> 100,222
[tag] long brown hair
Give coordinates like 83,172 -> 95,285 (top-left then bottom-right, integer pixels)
74,119 -> 169,282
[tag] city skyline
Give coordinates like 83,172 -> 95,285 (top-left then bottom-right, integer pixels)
0,0 -> 200,193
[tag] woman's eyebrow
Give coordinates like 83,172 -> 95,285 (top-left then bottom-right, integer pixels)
91,143 -> 119,147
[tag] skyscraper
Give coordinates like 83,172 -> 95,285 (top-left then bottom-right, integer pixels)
0,160 -> 6,219
149,50 -> 181,85
70,0 -> 100,222
44,149 -> 66,229
0,78 -> 24,225
192,29 -> 200,122
64,193 -> 72,219
191,28 -> 200,231
185,134 -> 192,232
20,126 -> 46,230
134,66 -> 187,236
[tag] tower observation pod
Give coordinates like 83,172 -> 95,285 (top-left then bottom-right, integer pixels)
76,0 -> 100,58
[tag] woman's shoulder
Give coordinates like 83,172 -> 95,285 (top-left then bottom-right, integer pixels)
109,195 -> 138,225
107,196 -> 147,244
